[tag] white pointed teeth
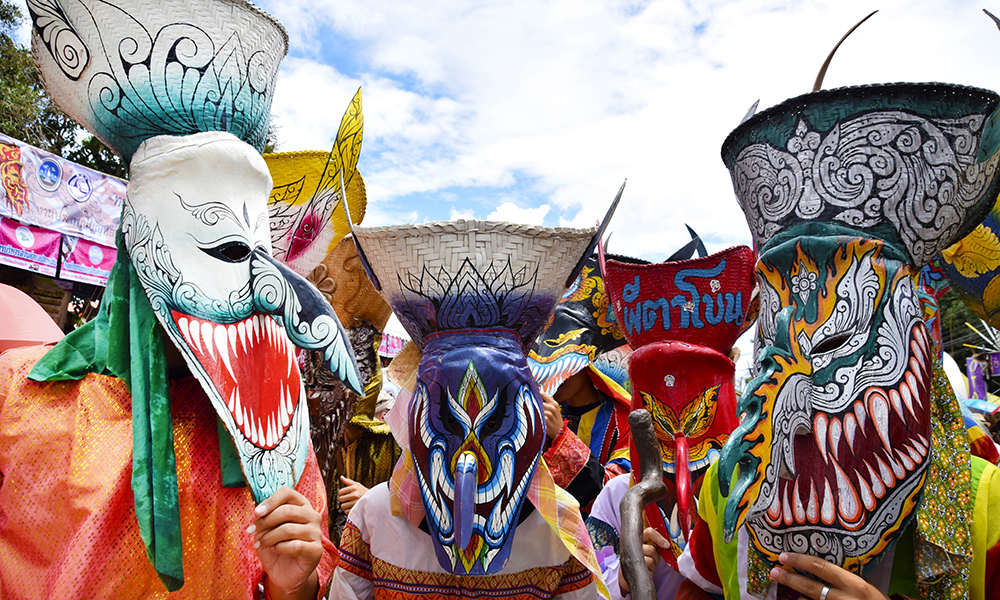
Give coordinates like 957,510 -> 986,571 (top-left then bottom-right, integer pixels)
866,391 -> 891,453
813,413 -> 829,465
172,312 -> 301,452
820,479 -> 835,525
828,417 -> 843,463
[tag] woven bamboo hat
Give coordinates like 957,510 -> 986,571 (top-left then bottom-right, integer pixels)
352,220 -> 597,350
30,0 -> 287,162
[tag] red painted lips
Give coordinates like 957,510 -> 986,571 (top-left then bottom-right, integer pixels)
171,311 -> 301,449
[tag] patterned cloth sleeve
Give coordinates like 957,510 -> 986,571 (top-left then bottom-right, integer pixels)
329,521 -> 374,599
585,474 -> 684,600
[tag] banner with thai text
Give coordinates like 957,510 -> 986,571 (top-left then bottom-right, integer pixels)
0,217 -> 59,276
0,133 -> 124,247
60,234 -> 117,286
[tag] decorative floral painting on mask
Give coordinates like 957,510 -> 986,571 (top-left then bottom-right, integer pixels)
720,235 -> 931,574
602,244 -> 755,568
123,132 -> 362,501
353,220 -> 598,575
528,253 -> 633,395
718,83 -> 1000,589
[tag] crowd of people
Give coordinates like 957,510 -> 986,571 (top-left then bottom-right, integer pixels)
1,1 -> 1000,599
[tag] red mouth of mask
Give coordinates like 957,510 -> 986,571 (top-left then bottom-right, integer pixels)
762,324 -> 931,531
171,310 -> 302,449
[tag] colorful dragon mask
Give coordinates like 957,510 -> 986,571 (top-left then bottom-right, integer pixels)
352,212 -> 617,575
28,0 -> 363,503
601,244 -> 756,568
718,83 -> 1000,580
527,253 -> 631,395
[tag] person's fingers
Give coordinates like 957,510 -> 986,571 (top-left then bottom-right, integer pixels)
249,502 -> 318,537
255,521 -> 320,551
642,541 -> 661,572
340,476 -> 356,486
772,553 -> 889,600
253,486 -> 309,519
338,484 -> 362,498
642,526 -> 670,550
769,566 -> 833,600
778,553 -> 852,589
266,538 -> 323,559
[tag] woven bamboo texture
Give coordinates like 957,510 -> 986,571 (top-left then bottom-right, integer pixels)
29,0 -> 287,159
354,220 -> 595,342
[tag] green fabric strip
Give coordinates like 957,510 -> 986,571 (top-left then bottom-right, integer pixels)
28,236 -> 185,591
218,418 -> 247,488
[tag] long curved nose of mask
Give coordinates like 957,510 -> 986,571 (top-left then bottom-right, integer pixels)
674,434 -> 691,542
454,451 -> 478,551
250,249 -> 363,395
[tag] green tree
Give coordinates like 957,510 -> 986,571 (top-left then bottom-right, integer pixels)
0,1 -> 126,177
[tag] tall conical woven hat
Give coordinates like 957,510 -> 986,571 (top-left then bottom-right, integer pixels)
352,220 -> 596,350
722,83 -> 1000,266
28,0 -> 287,161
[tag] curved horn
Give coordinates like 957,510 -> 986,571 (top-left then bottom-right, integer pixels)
812,10 -> 878,92
567,180 -> 626,287
619,410 -> 666,600
341,168 -> 381,291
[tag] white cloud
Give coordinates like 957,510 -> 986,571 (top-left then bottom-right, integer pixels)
256,0 -> 1000,260
487,202 -> 550,224
449,208 -> 476,220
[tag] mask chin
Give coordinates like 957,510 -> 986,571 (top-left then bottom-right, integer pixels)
122,131 -> 359,501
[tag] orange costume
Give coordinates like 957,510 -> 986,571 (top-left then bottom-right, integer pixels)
0,346 -> 338,599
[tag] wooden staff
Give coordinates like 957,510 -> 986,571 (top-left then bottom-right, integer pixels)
619,409 -> 666,600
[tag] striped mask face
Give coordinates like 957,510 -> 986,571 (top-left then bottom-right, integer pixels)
409,331 -> 544,576
720,235 -> 931,574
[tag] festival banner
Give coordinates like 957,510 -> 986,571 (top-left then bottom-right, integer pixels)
60,234 -> 117,285
0,217 -> 60,276
0,133 -> 124,247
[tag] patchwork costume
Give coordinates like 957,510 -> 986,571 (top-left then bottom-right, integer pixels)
586,244 -> 756,598
681,83 -> 1000,600
330,217 -> 621,599
1,0 -> 363,596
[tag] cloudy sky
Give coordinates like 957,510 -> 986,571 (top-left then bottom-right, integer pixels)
12,0 -> 1000,377
245,0 -> 1000,261
12,0 -> 1000,260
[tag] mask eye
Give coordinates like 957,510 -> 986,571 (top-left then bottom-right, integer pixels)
811,332 -> 852,356
480,409 -> 504,435
201,241 -> 252,263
